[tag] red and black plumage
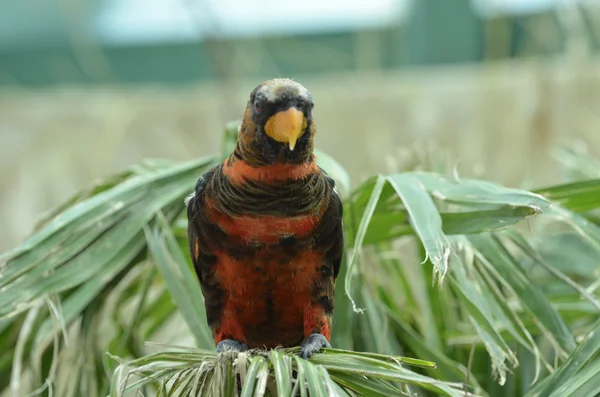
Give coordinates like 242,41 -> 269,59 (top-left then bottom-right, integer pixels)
186,79 -> 344,358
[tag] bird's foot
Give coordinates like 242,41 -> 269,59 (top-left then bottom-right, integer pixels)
300,333 -> 331,359
216,339 -> 249,353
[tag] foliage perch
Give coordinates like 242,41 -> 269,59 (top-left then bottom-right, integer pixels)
0,122 -> 599,396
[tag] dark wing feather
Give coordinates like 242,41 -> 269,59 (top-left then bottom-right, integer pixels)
322,169 -> 344,280
186,172 -> 209,279
309,168 -> 344,318
186,167 -> 223,329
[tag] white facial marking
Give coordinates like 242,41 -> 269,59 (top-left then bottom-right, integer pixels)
258,78 -> 310,102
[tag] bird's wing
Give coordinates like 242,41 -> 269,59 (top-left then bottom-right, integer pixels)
303,168 -> 344,336
186,173 -> 207,282
322,170 -> 344,281
186,168 -> 222,329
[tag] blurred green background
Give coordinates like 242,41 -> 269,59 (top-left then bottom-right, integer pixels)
1,0 -> 600,253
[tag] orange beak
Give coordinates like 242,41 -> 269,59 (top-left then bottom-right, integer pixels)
264,107 -> 307,151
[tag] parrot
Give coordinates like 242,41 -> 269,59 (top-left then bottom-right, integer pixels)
185,78 -> 344,359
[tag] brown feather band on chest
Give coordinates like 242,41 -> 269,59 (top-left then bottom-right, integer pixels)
208,162 -> 330,218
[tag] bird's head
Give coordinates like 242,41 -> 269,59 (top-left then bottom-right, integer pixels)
235,78 -> 316,165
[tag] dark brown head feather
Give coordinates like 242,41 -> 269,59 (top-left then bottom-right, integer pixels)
232,79 -> 315,166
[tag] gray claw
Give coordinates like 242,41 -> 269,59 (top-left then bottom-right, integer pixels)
216,339 -> 248,353
300,333 -> 331,359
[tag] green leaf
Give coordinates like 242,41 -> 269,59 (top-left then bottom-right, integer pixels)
146,213 -> 214,348
442,206 -> 539,235
470,235 -> 576,354
387,174 -> 452,281
411,172 -> 550,211
354,173 -> 545,246
548,356 -> 600,397
312,354 -> 464,396
448,255 -> 516,384
315,149 -> 351,196
240,356 -> 265,397
304,359 -> 331,397
108,347 -> 466,396
0,156 -> 218,318
270,350 -> 292,397
527,320 -> 600,397
534,179 -> 600,213
344,174 -> 386,312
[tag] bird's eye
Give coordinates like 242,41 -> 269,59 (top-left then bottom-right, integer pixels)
253,101 -> 262,113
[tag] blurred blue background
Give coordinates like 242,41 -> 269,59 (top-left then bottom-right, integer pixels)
1,0 -> 600,251
4,0 -> 598,85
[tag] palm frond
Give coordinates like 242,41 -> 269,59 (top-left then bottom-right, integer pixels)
110,346 -> 473,397
1,121 -> 599,396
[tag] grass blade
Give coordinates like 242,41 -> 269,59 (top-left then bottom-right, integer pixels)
146,213 -> 214,348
